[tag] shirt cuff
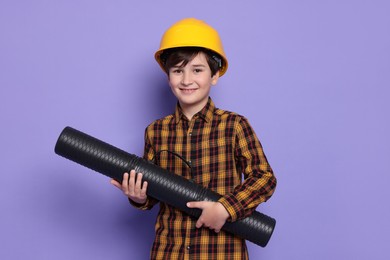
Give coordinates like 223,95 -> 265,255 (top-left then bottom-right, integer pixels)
128,197 -> 155,210
218,194 -> 245,222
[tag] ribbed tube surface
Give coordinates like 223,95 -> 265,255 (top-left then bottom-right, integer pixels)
54,126 -> 276,247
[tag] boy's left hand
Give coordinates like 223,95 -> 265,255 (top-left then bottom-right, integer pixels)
187,201 -> 230,233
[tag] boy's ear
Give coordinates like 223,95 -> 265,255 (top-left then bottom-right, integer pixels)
211,71 -> 220,86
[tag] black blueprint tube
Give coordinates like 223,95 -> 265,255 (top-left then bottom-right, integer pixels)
54,126 -> 276,247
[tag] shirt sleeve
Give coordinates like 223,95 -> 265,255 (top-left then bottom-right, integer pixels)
128,125 -> 159,210
218,116 -> 277,222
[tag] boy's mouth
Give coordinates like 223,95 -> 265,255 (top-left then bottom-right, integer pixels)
180,88 -> 197,94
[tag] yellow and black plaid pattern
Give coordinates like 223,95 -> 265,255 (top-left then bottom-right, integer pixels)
133,98 -> 276,260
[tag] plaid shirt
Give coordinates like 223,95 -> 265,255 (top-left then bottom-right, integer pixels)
132,98 -> 276,260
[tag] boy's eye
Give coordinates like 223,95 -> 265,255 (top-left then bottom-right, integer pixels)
194,69 -> 203,73
170,69 -> 182,74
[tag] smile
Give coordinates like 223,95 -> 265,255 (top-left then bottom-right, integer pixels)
180,88 -> 197,93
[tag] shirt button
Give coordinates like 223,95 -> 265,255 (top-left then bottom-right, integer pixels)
187,246 -> 191,250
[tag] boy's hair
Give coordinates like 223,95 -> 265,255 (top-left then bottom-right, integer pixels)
161,47 -> 221,77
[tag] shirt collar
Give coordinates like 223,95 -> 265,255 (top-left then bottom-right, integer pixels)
174,98 -> 215,124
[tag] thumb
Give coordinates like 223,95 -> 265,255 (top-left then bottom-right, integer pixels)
110,179 -> 121,189
187,201 -> 203,209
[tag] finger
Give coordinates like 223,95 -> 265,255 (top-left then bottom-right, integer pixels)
122,172 -> 129,191
134,173 -> 143,194
213,223 -> 223,233
122,172 -> 129,185
196,219 -> 203,229
140,181 -> 148,197
110,179 -> 122,189
187,201 -> 203,209
128,170 -> 136,194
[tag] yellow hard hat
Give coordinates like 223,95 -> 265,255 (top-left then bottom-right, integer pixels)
155,18 -> 228,77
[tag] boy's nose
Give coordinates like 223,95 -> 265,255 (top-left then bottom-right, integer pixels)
181,72 -> 193,86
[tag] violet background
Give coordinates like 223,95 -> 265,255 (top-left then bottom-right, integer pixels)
1,1 -> 389,259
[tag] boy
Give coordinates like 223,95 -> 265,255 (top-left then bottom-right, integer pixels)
111,18 -> 277,259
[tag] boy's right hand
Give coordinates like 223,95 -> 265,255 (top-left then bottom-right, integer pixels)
111,170 -> 148,204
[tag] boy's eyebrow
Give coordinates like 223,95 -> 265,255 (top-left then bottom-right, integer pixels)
170,64 -> 206,69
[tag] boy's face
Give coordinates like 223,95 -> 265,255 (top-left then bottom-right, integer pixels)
168,52 -> 219,114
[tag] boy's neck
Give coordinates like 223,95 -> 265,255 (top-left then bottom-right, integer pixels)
181,106 -> 199,121
180,99 -> 208,121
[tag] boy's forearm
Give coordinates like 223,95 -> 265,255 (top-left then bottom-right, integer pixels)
218,170 -> 277,222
